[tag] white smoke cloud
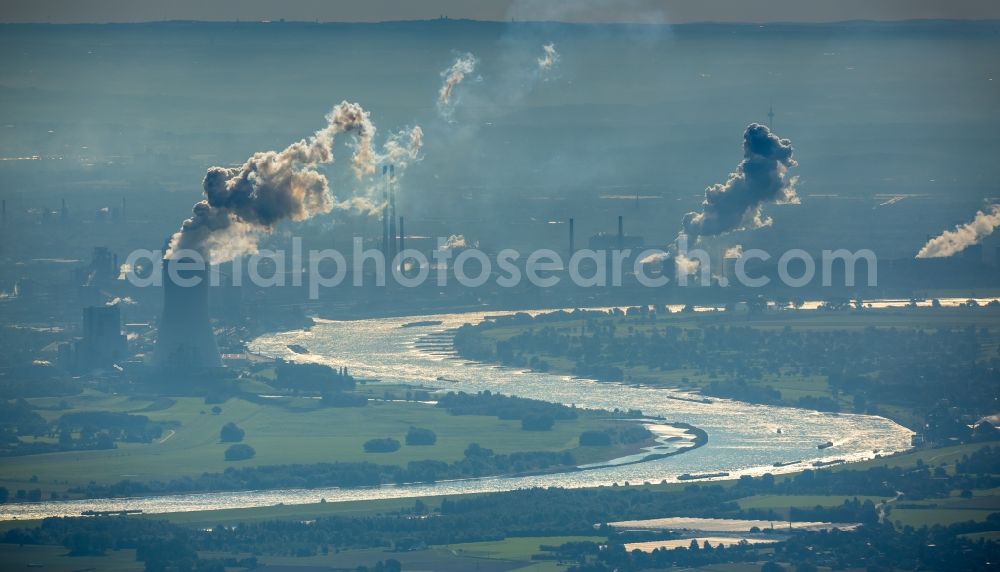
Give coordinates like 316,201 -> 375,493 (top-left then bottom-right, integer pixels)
675,253 -> 701,275
538,42 -> 560,72
438,53 -> 477,118
916,205 -> 1000,258
439,234 -> 475,251
724,244 -> 743,259
638,251 -> 669,265
382,125 -> 424,169
333,194 -> 382,216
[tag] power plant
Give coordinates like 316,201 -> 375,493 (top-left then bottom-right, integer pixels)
154,257 -> 221,369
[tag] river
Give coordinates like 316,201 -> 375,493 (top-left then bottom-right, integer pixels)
0,305 -> 925,521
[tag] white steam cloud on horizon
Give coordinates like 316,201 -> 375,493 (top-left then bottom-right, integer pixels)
916,205 -> 1000,258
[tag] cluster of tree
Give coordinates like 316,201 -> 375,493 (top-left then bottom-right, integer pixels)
224,444 -> 255,461
405,426 -> 436,446
579,425 -> 653,447
219,422 -> 244,443
1,516 -> 250,571
436,390 -> 578,432
0,406 -> 171,457
0,363 -> 81,401
0,399 -> 48,435
364,438 -> 401,453
58,411 -> 165,443
0,487 -> 44,502
273,361 -> 355,393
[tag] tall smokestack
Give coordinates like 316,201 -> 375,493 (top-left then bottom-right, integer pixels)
617,215 -> 623,251
388,164 -> 397,262
382,165 -> 390,259
569,218 -> 575,259
154,258 -> 221,369
398,216 -> 405,255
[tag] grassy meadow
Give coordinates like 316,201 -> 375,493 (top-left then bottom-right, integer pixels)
1,387 -> 648,496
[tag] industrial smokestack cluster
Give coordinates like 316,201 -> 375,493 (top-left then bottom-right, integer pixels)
382,164 -> 399,262
154,258 -> 221,369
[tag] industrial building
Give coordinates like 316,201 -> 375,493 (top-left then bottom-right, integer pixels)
154,257 -> 222,370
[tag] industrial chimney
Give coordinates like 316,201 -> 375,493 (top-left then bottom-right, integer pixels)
398,216 -> 405,255
381,165 -> 390,259
388,164 -> 397,262
617,215 -> 624,251
154,257 -> 221,369
569,218 -> 575,259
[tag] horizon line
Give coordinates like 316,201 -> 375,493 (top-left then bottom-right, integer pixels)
1,16 -> 999,27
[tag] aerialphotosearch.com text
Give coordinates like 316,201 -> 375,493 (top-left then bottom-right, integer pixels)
124,236 -> 878,299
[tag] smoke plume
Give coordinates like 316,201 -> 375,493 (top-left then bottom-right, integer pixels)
675,254 -> 701,276
438,53 -> 477,117
724,244 -> 743,259
682,123 -> 798,240
383,126 -> 424,168
166,101 -> 378,264
439,234 -> 475,251
538,43 -> 560,71
638,251 -> 669,265
916,205 -> 1000,258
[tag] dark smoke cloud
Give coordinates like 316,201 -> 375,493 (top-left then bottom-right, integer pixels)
682,123 -> 798,240
167,101 -> 404,264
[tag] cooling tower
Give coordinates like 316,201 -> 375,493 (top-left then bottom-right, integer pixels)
154,258 -> 221,369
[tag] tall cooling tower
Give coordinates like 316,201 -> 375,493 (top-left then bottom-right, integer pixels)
154,258 -> 221,368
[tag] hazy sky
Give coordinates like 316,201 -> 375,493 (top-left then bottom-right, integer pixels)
3,0 -> 999,24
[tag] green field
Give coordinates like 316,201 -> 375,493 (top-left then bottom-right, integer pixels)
194,535 -> 607,572
889,487 -> 1000,528
2,389 -> 649,495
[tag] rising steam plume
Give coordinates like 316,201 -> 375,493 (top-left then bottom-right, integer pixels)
916,205 -> 1000,258
438,53 -> 477,117
682,123 -> 798,240
538,43 -> 560,71
166,101 -> 421,263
